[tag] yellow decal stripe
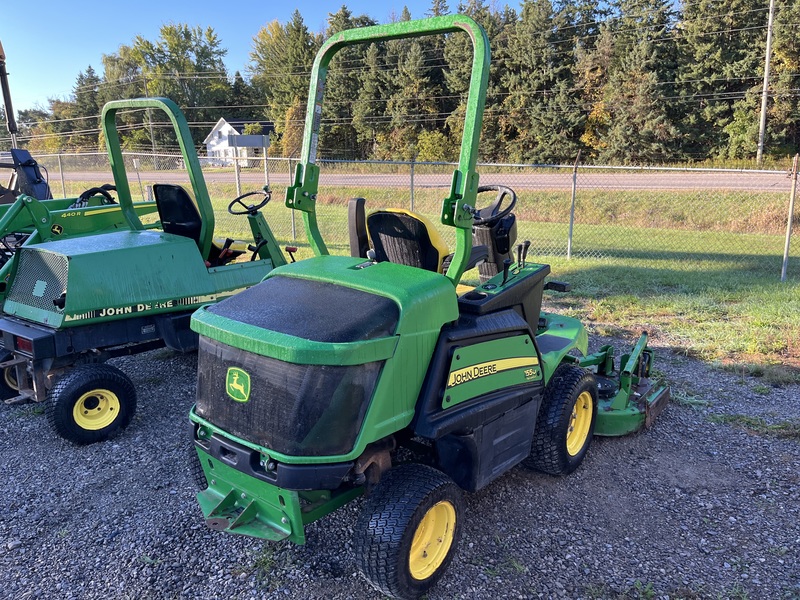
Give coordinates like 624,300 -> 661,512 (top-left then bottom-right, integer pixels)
447,356 -> 539,388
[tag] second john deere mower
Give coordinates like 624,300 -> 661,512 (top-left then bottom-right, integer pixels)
0,97 -> 286,445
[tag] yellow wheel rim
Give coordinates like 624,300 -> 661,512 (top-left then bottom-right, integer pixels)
566,390 -> 593,456
72,389 -> 120,431
4,367 -> 18,391
409,500 -> 456,581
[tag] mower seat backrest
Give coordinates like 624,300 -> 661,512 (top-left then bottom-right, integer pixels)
153,184 -> 203,247
348,197 -> 370,258
366,209 -> 448,273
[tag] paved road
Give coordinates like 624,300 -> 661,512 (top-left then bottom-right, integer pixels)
56,168 -> 792,193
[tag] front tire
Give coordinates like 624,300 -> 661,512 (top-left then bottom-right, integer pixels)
354,464 -> 463,599
46,364 -> 137,445
523,364 -> 597,475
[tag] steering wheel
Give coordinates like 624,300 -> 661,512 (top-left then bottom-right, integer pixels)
472,185 -> 517,226
228,189 -> 271,215
78,185 -> 117,205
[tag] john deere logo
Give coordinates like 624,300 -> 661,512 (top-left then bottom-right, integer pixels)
51,224 -> 63,235
226,367 -> 251,402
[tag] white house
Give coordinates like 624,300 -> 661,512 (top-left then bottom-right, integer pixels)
203,118 -> 274,166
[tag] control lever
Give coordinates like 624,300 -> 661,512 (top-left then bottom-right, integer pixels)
516,243 -> 523,271
501,258 -> 511,286
522,240 -> 531,269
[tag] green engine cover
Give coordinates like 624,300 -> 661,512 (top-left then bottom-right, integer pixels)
191,255 -> 460,463
3,230 -> 256,328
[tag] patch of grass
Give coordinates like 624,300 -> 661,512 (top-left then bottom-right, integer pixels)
716,582 -> 750,600
671,389 -> 712,409
631,580 -> 657,599
709,414 -> 800,440
506,557 -> 526,574
253,545 -> 277,580
13,405 -> 45,418
714,362 -> 800,386
139,554 -> 161,566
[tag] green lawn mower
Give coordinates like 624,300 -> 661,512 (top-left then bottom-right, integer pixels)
189,15 -> 669,599
0,97 -> 287,445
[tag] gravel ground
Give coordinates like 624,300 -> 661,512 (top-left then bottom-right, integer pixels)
1,334 -> 798,600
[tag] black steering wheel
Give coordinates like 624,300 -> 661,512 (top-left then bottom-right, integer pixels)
79,184 -> 117,205
228,189 -> 271,215
472,185 -> 517,226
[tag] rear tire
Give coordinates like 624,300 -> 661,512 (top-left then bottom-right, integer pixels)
354,464 -> 463,599
523,364 -> 597,475
46,364 -> 137,445
0,350 -> 19,400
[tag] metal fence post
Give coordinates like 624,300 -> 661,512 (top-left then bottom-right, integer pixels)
57,153 -> 66,198
568,151 -> 581,259
781,154 -> 798,281
234,152 -> 242,197
410,157 -> 416,212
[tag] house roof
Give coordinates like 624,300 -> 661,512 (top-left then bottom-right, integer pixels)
203,117 -> 274,144
225,120 -> 274,135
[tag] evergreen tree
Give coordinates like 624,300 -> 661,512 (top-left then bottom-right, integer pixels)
250,13 -> 318,122
767,0 -> 800,157
675,0 -> 768,159
385,40 -> 441,159
501,0 -> 584,163
352,43 -> 391,157
575,24 -> 614,156
70,66 -> 102,150
227,71 -> 260,121
443,0 -> 510,161
426,0 -> 450,17
597,0 -> 679,163
319,7 -> 377,159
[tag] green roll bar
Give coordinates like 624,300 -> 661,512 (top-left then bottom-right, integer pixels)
102,97 -> 215,260
285,14 -> 490,285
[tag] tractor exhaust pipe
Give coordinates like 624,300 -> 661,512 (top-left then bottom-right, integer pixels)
0,40 -> 19,149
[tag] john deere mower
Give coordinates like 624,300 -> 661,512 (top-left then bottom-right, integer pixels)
189,15 -> 669,599
0,97 -> 286,445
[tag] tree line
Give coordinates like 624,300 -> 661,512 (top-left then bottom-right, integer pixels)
4,0 -> 799,165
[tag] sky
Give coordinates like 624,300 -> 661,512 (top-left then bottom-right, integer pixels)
1,0 -> 438,114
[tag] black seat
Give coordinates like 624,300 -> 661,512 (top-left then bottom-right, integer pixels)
153,184 -> 203,245
366,209 -> 448,272
153,184 -> 243,267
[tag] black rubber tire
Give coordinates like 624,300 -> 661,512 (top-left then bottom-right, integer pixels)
46,364 -> 137,445
0,350 -> 18,400
523,364 -> 598,475
189,443 -> 208,490
354,464 -> 463,599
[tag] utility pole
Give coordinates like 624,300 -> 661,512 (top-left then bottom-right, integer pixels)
0,40 -> 19,149
756,0 -> 776,165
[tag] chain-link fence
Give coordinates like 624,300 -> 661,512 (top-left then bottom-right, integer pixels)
36,151 -> 798,279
